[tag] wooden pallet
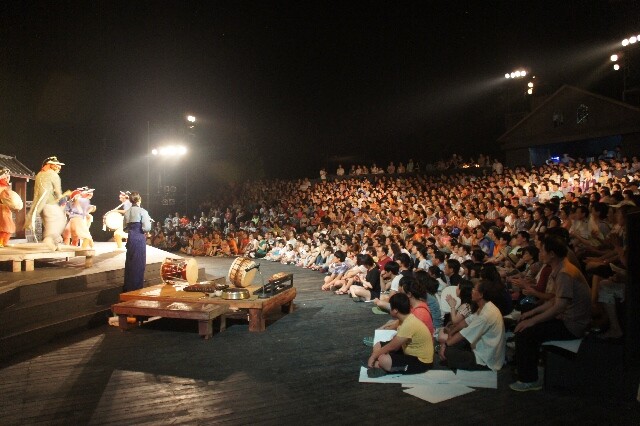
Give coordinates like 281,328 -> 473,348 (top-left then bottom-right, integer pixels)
0,245 -> 95,271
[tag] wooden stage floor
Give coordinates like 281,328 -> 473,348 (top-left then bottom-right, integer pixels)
0,257 -> 638,425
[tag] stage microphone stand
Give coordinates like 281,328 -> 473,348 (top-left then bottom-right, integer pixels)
256,264 -> 270,299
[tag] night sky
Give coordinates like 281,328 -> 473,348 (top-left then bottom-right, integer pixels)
1,1 -> 638,213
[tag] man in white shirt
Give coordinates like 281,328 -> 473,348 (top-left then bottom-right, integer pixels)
439,280 -> 505,371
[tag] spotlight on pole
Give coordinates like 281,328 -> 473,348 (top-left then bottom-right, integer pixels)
614,64 -> 620,71
187,115 -> 196,123
630,36 -> 637,44
622,39 -> 629,46
505,69 -> 528,79
528,82 -> 534,88
527,88 -> 533,95
611,54 -> 618,62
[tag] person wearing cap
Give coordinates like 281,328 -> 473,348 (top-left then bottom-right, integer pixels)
62,187 -> 95,248
0,167 -> 24,247
25,156 -> 70,250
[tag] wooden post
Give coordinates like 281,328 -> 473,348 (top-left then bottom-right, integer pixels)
23,259 -> 34,271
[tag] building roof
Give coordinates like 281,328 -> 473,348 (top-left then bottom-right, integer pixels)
498,85 -> 640,150
0,154 -> 36,179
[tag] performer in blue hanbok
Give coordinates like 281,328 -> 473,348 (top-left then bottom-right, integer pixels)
123,192 -> 151,292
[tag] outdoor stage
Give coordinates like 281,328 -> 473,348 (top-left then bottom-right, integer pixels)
0,242 -> 200,359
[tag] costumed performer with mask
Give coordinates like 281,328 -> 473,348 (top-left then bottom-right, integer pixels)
0,167 -> 24,247
25,156 -> 71,250
123,192 -> 151,292
63,187 -> 96,248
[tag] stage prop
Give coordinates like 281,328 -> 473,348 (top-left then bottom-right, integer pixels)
227,257 -> 258,288
160,257 -> 198,284
111,299 -> 228,339
119,281 -> 296,332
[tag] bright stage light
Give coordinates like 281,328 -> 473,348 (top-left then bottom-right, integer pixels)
505,69 -> 528,79
614,64 -> 620,71
622,39 -> 629,46
187,115 -> 196,123
611,54 -> 618,62
527,88 -> 533,95
630,36 -> 637,44
528,82 -> 534,88
153,145 -> 188,156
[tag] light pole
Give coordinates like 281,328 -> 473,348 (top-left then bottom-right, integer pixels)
151,144 -> 188,216
146,121 -> 150,212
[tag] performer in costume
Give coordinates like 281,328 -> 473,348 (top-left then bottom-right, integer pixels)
123,192 -> 151,292
108,191 -> 131,248
25,156 -> 70,250
0,168 -> 24,247
63,187 -> 95,248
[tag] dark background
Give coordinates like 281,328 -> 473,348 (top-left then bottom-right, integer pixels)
1,1 -> 639,216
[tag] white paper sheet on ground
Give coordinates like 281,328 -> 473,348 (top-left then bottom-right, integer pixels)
422,369 -> 459,383
403,384 -> 474,403
455,369 -> 498,389
542,339 -> 582,353
374,329 -> 397,345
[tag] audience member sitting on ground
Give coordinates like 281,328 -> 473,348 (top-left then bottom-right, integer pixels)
367,293 -> 434,375
439,280 -> 506,372
372,261 -> 401,309
349,254 -> 381,302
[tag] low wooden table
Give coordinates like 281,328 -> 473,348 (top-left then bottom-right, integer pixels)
112,299 -> 229,339
0,246 -> 95,271
120,283 -> 296,332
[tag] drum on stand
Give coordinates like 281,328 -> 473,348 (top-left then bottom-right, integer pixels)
104,211 -> 124,231
161,257 -> 198,285
228,257 -> 257,288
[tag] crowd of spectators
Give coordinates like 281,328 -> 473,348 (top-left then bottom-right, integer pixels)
148,151 -> 638,389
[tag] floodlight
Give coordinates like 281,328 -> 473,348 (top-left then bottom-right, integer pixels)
630,36 -> 637,44
611,54 -> 618,62
505,73 -> 510,78
528,82 -> 534,88
614,64 -> 620,71
527,88 -> 533,95
622,39 -> 629,46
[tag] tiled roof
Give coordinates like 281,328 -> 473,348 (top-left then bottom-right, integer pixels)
0,154 -> 35,179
